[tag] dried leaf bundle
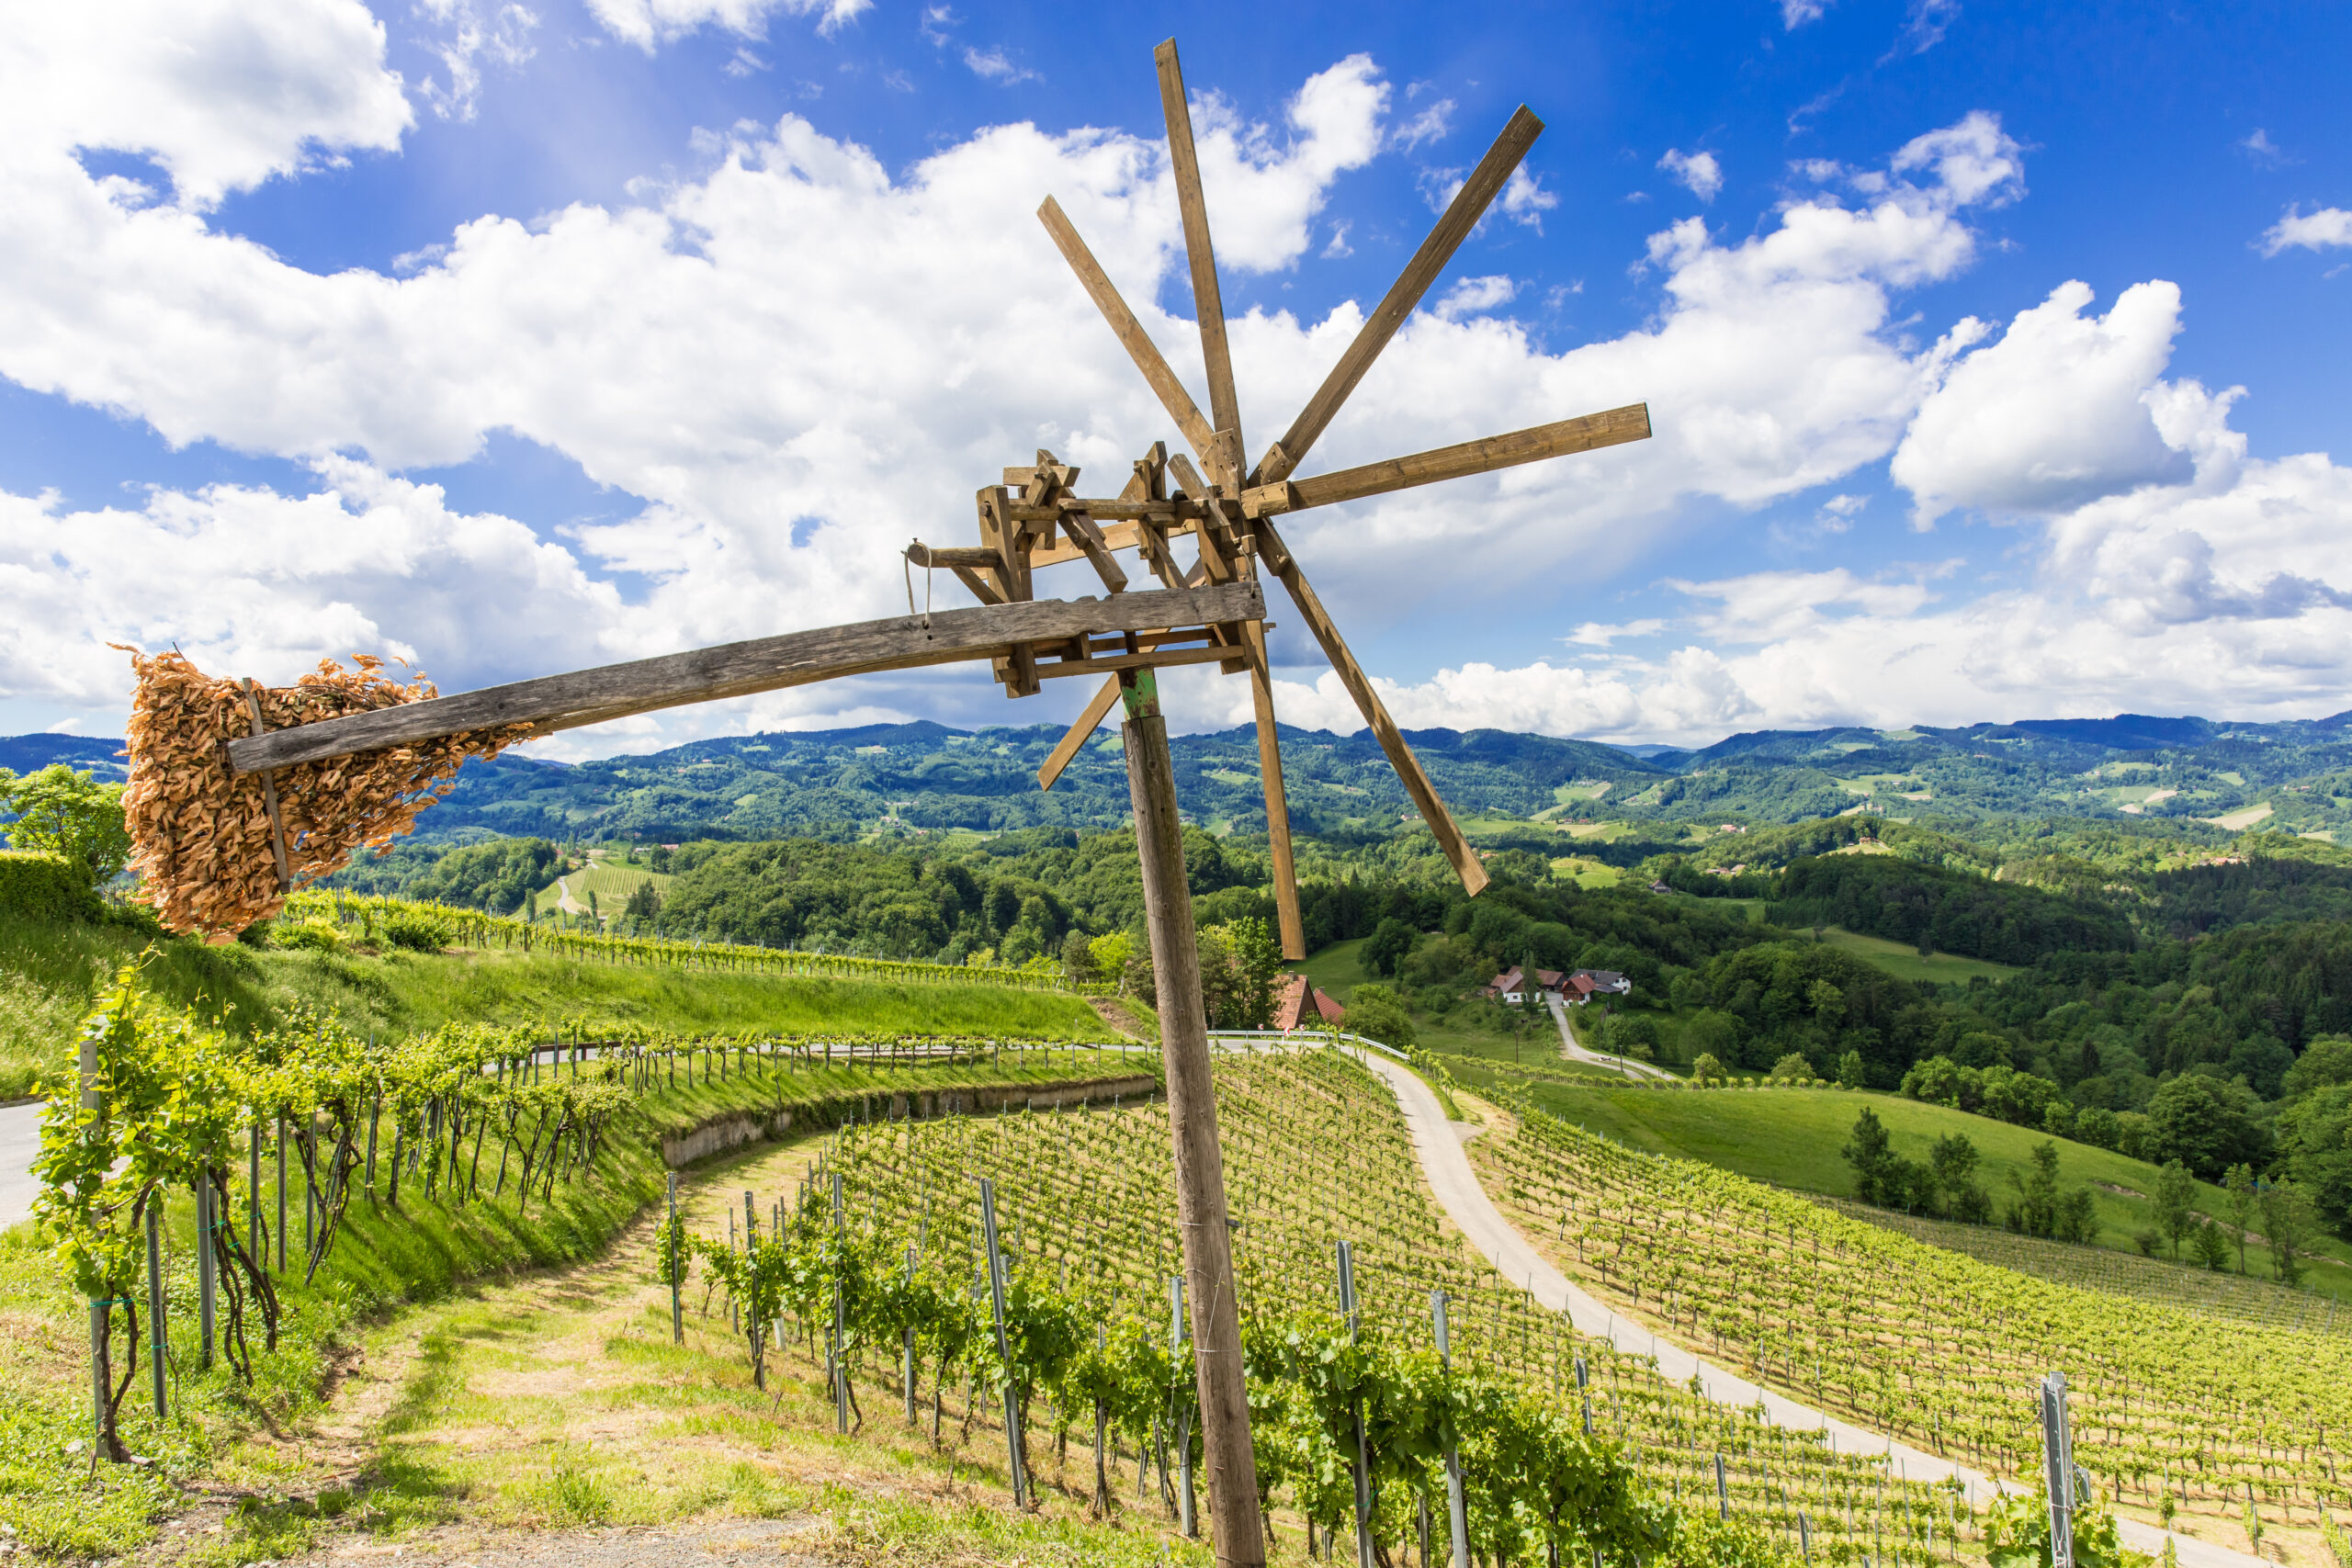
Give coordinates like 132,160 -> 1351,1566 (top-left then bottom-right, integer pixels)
118,649 -> 532,935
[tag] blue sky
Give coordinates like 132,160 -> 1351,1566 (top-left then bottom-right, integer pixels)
3,0 -> 2348,751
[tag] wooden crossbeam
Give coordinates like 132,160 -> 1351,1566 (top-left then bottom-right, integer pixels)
1242,403 -> 1652,518
1037,674 -> 1124,790
224,582 -> 1264,775
1256,105 -> 1544,488
1155,39 -> 1242,467
1035,197 -> 1217,465
1251,515 -> 1488,897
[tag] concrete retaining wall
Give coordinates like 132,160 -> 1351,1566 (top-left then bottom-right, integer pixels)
657,1072 -> 1160,1169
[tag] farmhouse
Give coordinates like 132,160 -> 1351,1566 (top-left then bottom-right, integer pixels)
1272,974 -> 1346,1031
1479,966 -> 1566,1004
1561,968 -> 1633,1006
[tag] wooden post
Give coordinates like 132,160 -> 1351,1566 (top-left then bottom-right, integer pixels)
144,1199 -> 166,1418
196,1179 -> 216,1371
81,1034 -> 108,1452
1340,1240 -> 1372,1566
1119,668 -> 1264,1566
666,1173 -> 683,1344
978,1178 -> 1026,1506
1433,1289 -> 1468,1568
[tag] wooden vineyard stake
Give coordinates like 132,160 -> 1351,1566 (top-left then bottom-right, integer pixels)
1121,666 -> 1264,1564
144,1200 -> 166,1418
1433,1288 -> 1469,1568
978,1179 -> 1028,1506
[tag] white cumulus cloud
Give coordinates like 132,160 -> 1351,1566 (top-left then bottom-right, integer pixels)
1657,148 -> 1723,202
2261,206 -> 2352,256
584,0 -> 870,51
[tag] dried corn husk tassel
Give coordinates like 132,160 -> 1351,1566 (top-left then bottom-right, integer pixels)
116,647 -> 531,936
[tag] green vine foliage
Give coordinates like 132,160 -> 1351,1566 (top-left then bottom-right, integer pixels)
1984,1480 -> 2154,1568
666,1209 -> 1784,1562
37,965 -> 639,1461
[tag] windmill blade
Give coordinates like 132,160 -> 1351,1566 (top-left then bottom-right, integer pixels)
1245,630 -> 1307,959
1252,516 -> 1489,897
1256,105 -> 1544,488
1038,673 -> 1125,791
1036,197 -> 1219,466
1242,403 -> 1651,519
1155,38 -> 1244,480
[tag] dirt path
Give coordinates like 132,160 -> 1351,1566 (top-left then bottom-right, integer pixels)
133,1134 -> 1178,1567
1347,1048 -> 2264,1568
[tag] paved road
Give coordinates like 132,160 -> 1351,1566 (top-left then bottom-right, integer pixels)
0,1100 -> 43,1228
1349,1048 -> 2257,1568
1547,994 -> 1676,1081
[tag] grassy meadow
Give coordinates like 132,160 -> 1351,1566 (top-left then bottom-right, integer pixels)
0,913 -> 1118,1100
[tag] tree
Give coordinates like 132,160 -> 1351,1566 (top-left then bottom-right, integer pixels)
1362,917 -> 1418,978
2222,1164 -> 2256,1275
2190,1220 -> 2233,1270
1060,930 -> 1097,987
0,764 -> 130,889
1929,1134 -> 1990,1224
2007,1143 -> 2064,1238
2274,1084 -> 2352,1240
2282,1037 -> 2352,1099
1836,1049 -> 1866,1089
2146,1075 -> 2267,1179
1216,918 -> 1286,1030
1770,1052 -> 1813,1084
1842,1107 -> 1898,1205
1089,931 -> 1135,988
623,878 -> 662,923
1690,1052 -> 1725,1085
2259,1179 -> 2317,1286
2152,1160 -> 2198,1261
1341,984 -> 1416,1050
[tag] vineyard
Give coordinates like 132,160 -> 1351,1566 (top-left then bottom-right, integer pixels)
667,1043 -> 2038,1565
17,964 -> 1141,1548
284,888 -> 1107,995
1468,1094 -> 2352,1551
1823,1197 -> 2350,1338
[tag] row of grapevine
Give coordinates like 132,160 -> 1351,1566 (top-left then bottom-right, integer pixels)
1473,1089 -> 2352,1534
34,967 -> 1137,1464
286,888 -> 1111,995
675,1044 -> 2022,1566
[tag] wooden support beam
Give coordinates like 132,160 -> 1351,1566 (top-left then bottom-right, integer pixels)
223,582 -> 1265,775
1059,509 -> 1131,594
949,565 -> 1004,605
905,543 -> 1008,572
1155,39 -> 1243,458
1035,197 -> 1217,464
1239,615 -> 1304,959
1243,403 -> 1652,518
1119,667 -> 1265,1568
1257,105 -> 1544,487
1037,674 -> 1123,791
1252,516 -> 1489,897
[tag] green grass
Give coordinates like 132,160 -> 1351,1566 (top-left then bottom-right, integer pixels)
1296,935 -> 1372,1004
1510,1078 -> 2352,1295
1812,925 -> 2021,984
0,915 -> 1115,1101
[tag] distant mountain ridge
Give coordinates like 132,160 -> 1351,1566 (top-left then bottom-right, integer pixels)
12,706 -> 2352,840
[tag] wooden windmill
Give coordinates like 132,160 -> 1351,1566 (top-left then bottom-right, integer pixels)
187,38 -> 1649,1568
908,39 -> 1650,963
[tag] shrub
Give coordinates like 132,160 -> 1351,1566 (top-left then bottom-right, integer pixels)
276,918 -> 346,953
1690,1052 -> 1724,1085
0,849 -> 97,922
1770,1052 -> 1812,1084
382,910 -> 456,952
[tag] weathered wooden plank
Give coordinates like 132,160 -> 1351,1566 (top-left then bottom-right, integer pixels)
1036,674 -> 1123,790
1035,197 -> 1217,463
1256,105 -> 1544,487
1248,403 -> 1651,517
1155,39 -> 1243,456
1252,516 -> 1489,897
906,543 -> 1007,571
1060,510 -> 1130,594
1119,676 -> 1264,1567
224,582 -> 1265,774
1035,644 -> 1230,679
